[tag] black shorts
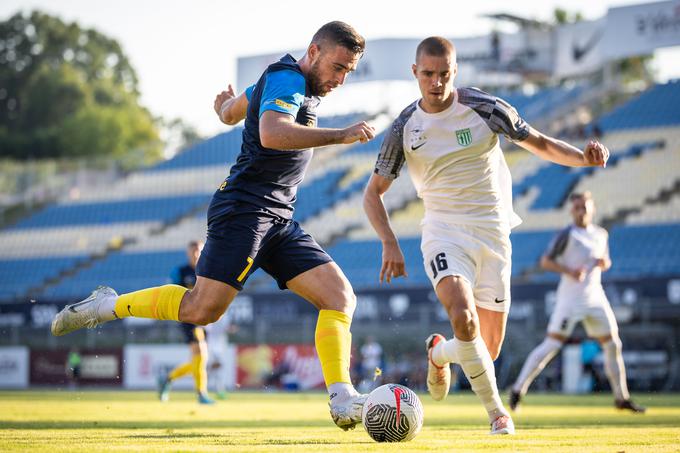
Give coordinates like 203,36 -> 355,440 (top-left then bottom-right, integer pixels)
180,322 -> 206,343
196,202 -> 332,291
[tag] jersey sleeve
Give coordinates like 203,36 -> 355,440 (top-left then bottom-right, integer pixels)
490,96 -> 531,142
458,87 -> 530,142
259,69 -> 306,118
374,118 -> 406,180
244,84 -> 255,102
170,267 -> 181,285
373,102 -> 417,180
545,227 -> 571,260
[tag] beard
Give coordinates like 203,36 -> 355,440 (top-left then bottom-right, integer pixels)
307,61 -> 327,97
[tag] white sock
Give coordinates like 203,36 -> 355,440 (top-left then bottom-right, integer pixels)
329,382 -> 357,401
512,337 -> 563,395
440,336 -> 508,422
97,295 -> 118,322
602,338 -> 630,401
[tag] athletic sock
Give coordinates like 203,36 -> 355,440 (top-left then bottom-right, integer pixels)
315,310 -> 353,397
192,354 -> 208,395
168,362 -> 193,381
442,336 -> 508,422
113,285 -> 187,321
512,337 -> 563,395
602,338 -> 630,401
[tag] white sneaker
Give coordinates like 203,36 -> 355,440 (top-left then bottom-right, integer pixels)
490,415 -> 515,435
426,333 -> 451,401
329,393 -> 367,431
51,286 -> 118,336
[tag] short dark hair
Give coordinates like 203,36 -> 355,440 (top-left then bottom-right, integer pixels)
570,191 -> 593,202
416,36 -> 456,61
187,240 -> 202,250
312,21 -> 365,55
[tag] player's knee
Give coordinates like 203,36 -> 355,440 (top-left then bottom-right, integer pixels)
183,298 -> 224,325
451,307 -> 478,340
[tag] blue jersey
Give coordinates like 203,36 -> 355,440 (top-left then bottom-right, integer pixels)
211,54 -> 320,220
171,264 -> 197,289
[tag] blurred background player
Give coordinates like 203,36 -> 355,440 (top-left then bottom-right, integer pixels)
509,192 -> 645,413
158,240 -> 214,404
363,36 -> 610,435
358,335 -> 383,393
205,307 -> 234,399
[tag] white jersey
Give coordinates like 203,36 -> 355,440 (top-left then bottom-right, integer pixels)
546,224 -> 610,305
374,87 -> 530,230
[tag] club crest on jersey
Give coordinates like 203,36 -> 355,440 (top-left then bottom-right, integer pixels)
456,128 -> 472,146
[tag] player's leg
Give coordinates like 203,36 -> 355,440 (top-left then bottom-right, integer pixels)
260,220 -> 363,430
191,328 -> 214,404
286,261 -> 366,429
431,276 -> 513,433
477,308 -> 507,360
586,305 -> 645,413
51,208 -> 269,336
509,302 -> 574,410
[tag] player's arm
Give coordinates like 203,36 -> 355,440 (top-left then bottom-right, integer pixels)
595,236 -> 612,271
540,255 -> 585,281
518,127 -> 609,168
214,84 -> 249,125
260,111 -> 374,150
363,173 -> 407,283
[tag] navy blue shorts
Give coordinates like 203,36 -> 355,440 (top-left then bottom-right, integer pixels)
180,322 -> 206,343
196,203 -> 332,291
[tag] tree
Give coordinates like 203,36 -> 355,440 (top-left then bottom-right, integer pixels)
0,10 -> 161,163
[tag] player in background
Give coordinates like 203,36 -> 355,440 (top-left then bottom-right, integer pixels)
205,305 -> 234,399
158,240 -> 214,404
51,21 -> 375,431
363,36 -> 610,435
509,192 -> 645,413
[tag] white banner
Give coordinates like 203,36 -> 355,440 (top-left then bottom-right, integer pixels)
123,344 -> 236,390
0,346 -> 29,388
554,19 -> 605,78
603,1 -> 680,60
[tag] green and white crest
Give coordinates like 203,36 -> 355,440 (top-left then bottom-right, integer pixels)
455,128 -> 472,146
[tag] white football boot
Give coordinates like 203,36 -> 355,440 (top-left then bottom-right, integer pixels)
426,333 -> 451,401
51,286 -> 118,336
490,415 -> 515,435
329,393 -> 367,431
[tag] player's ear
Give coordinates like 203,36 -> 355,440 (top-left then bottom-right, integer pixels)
452,62 -> 458,79
412,64 -> 417,78
308,43 -> 320,63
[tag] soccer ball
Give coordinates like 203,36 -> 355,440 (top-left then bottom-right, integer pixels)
361,383 -> 424,442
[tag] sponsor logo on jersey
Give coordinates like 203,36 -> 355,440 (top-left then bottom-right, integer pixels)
456,128 -> 472,146
274,99 -> 293,109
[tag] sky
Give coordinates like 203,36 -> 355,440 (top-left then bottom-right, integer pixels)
2,0 -> 679,137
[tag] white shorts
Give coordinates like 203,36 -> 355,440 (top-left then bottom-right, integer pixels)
421,220 -> 511,313
547,300 -> 618,338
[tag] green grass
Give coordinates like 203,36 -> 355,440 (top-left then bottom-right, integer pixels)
1,391 -> 678,452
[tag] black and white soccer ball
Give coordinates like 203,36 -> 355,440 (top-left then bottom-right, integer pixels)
361,383 -> 424,442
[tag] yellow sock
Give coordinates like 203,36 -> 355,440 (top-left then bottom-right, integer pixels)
315,309 -> 352,386
192,352 -> 208,394
114,285 -> 186,320
168,362 -> 193,381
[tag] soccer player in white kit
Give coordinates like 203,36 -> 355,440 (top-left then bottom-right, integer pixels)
509,192 -> 645,413
362,37 -> 610,435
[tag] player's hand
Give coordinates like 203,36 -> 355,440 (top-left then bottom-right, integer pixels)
380,241 -> 408,284
214,84 -> 237,117
583,140 -> 609,168
569,267 -> 587,282
341,121 -> 375,145
594,258 -> 607,269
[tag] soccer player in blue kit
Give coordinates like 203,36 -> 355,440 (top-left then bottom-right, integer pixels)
51,21 -> 375,430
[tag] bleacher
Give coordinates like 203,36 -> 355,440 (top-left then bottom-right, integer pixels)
1,84 -> 680,302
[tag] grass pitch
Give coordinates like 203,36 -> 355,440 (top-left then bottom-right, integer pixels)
0,390 -> 678,452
